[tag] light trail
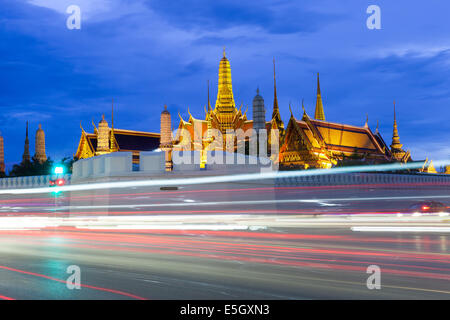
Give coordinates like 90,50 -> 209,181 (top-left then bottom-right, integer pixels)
0,265 -> 147,300
352,226 -> 450,233
0,160 -> 449,195
46,193 -> 450,212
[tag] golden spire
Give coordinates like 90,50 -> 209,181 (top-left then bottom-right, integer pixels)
111,99 -> 114,129
22,121 -> 30,163
315,72 -> 325,121
271,58 -> 284,129
272,58 -> 279,115
391,100 -> 403,150
110,99 -> 118,152
207,80 -> 211,111
214,48 -> 236,131
92,118 -> 98,134
223,46 -> 226,58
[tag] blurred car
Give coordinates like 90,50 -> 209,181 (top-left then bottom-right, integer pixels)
407,201 -> 448,214
49,178 -> 66,187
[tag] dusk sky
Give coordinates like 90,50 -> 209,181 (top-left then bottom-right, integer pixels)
1,0 -> 450,170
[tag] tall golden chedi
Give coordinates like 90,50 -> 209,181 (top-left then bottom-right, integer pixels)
22,121 -> 31,163
34,124 -> 47,163
390,101 -> 411,163
160,105 -> 173,171
173,50 -> 284,162
0,132 -> 4,175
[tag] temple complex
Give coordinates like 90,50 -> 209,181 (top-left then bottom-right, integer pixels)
72,49 -> 439,173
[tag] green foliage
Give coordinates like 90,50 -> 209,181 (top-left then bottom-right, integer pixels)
8,156 -> 54,177
60,156 -> 77,174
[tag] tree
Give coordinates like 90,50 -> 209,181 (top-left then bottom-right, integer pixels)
8,157 -> 54,177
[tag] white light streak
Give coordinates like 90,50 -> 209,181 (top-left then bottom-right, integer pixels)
352,226 -> 450,233
0,160 -> 449,195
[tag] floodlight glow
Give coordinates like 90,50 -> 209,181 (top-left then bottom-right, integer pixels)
53,166 -> 64,174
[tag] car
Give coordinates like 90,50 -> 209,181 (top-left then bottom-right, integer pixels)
407,201 -> 448,215
49,178 -> 66,187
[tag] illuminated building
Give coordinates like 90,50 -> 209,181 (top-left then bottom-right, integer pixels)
75,102 -> 160,164
445,165 -> 450,174
34,124 -> 47,163
279,76 -> 392,169
22,121 -> 30,163
419,158 -> 438,174
172,50 -> 284,166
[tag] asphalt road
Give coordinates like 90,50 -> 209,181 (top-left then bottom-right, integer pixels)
0,180 -> 449,299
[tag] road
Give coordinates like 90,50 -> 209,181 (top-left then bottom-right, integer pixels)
0,179 -> 449,299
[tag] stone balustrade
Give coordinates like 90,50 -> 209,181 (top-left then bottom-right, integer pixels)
0,174 -> 71,189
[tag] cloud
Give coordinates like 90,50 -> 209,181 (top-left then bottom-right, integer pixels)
147,0 -> 341,35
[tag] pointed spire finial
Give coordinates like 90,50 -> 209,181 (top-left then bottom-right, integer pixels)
273,58 -> 276,81
272,57 -> 279,114
223,46 -> 226,58
111,98 -> 114,129
207,80 -> 211,111
26,121 -> 28,138
393,100 -> 396,121
314,72 -> 325,121
317,72 -> 321,94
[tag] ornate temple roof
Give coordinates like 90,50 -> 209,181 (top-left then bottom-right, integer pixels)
292,113 -> 386,156
76,128 -> 160,159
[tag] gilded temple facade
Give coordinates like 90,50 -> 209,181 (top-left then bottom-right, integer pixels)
279,77 -> 408,169
75,103 -> 160,164
172,51 -> 284,167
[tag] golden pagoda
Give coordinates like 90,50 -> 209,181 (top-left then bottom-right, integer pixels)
390,101 -> 411,163
173,50 -> 284,163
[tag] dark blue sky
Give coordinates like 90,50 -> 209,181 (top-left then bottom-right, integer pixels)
1,0 -> 450,169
